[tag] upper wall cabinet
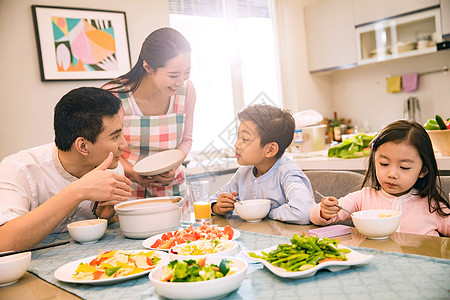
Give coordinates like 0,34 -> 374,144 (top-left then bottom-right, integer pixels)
352,0 -> 440,26
304,0 -> 357,73
356,8 -> 442,65
441,0 -> 450,38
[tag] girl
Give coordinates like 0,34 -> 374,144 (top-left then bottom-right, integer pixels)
310,120 -> 450,236
103,27 -> 196,199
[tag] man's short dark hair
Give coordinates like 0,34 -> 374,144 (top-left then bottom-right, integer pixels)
54,87 -> 121,151
237,104 -> 295,158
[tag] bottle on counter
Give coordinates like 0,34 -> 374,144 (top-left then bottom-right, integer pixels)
347,118 -> 353,134
332,110 -> 342,142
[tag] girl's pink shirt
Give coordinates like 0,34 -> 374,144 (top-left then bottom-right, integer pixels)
310,187 -> 450,237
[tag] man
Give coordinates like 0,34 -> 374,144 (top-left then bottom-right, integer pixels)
0,87 -> 132,251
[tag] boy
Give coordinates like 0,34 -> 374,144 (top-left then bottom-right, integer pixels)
0,87 -> 132,251
210,104 -> 315,224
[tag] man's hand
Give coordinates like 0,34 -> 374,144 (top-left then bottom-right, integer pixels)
75,153 -> 132,205
212,191 -> 238,215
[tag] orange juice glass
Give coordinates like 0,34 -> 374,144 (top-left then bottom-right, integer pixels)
189,181 -> 211,223
193,201 -> 211,219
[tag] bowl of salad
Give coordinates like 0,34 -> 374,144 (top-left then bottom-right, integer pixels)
169,239 -> 238,260
149,256 -> 247,299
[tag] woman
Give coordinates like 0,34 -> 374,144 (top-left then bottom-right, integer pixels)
103,27 -> 195,199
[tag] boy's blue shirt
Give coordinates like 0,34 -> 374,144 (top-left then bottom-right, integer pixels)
209,156 -> 315,224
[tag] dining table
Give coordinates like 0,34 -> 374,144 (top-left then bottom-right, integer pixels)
1,213 -> 449,300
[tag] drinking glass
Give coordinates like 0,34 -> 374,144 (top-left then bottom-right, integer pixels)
189,181 -> 211,223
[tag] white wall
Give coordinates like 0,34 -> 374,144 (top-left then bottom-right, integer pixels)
0,0 -> 169,159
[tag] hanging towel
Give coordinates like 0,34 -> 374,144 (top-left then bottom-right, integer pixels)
386,76 -> 402,93
402,73 -> 419,92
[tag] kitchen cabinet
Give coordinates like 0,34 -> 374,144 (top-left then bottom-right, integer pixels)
356,8 -> 442,65
353,0 -> 440,26
441,0 -> 450,38
304,0 -> 357,73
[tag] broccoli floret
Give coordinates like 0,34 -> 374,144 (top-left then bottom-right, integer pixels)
173,261 -> 188,279
219,259 -> 232,276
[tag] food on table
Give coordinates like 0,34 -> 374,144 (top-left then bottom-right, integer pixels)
160,257 -> 237,282
327,133 -> 376,159
424,115 -> 450,130
248,233 -> 350,272
378,214 -> 393,218
151,224 -> 235,249
170,239 -> 235,256
72,250 -> 161,280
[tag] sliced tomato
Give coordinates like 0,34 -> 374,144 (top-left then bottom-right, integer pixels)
197,257 -> 206,268
160,237 -> 176,249
93,271 -> 104,280
181,232 -> 197,242
223,225 -> 234,239
146,257 -> 153,266
151,239 -> 163,248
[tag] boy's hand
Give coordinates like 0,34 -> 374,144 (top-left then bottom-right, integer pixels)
319,196 -> 340,220
212,191 -> 238,215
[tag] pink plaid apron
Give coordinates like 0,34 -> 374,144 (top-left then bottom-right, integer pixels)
114,84 -> 186,199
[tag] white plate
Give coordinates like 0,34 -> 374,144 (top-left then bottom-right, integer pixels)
142,227 -> 240,251
243,245 -> 373,279
133,149 -> 186,176
54,250 -> 169,285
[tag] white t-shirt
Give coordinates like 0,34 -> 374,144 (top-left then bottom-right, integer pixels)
0,143 -> 124,233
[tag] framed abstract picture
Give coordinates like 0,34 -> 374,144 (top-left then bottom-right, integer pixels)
32,5 -> 131,81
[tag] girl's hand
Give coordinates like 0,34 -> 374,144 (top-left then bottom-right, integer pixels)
319,196 -> 340,220
212,191 -> 238,215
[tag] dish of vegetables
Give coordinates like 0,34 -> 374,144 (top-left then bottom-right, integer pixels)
244,233 -> 373,279
54,250 -> 169,285
149,256 -> 248,300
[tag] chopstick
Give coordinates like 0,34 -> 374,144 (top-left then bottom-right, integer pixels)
0,240 -> 70,258
92,201 -> 99,218
314,190 -> 353,216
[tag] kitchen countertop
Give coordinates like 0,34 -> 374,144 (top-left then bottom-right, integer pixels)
185,151 -> 450,176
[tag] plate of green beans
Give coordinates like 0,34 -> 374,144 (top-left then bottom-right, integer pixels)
244,233 -> 373,279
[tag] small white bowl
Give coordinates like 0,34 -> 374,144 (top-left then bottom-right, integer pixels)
149,256 -> 248,300
114,197 -> 185,239
169,240 -> 238,260
352,209 -> 401,239
0,252 -> 31,287
67,219 -> 107,244
234,199 -> 271,222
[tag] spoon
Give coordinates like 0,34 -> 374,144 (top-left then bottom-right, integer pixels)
314,190 -> 353,217
219,188 -> 242,205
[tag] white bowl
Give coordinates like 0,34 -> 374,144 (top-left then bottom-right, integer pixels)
169,240 -> 239,260
0,252 -> 31,287
351,209 -> 401,239
234,199 -> 271,222
114,197 -> 185,239
149,256 -> 247,299
67,219 -> 107,244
